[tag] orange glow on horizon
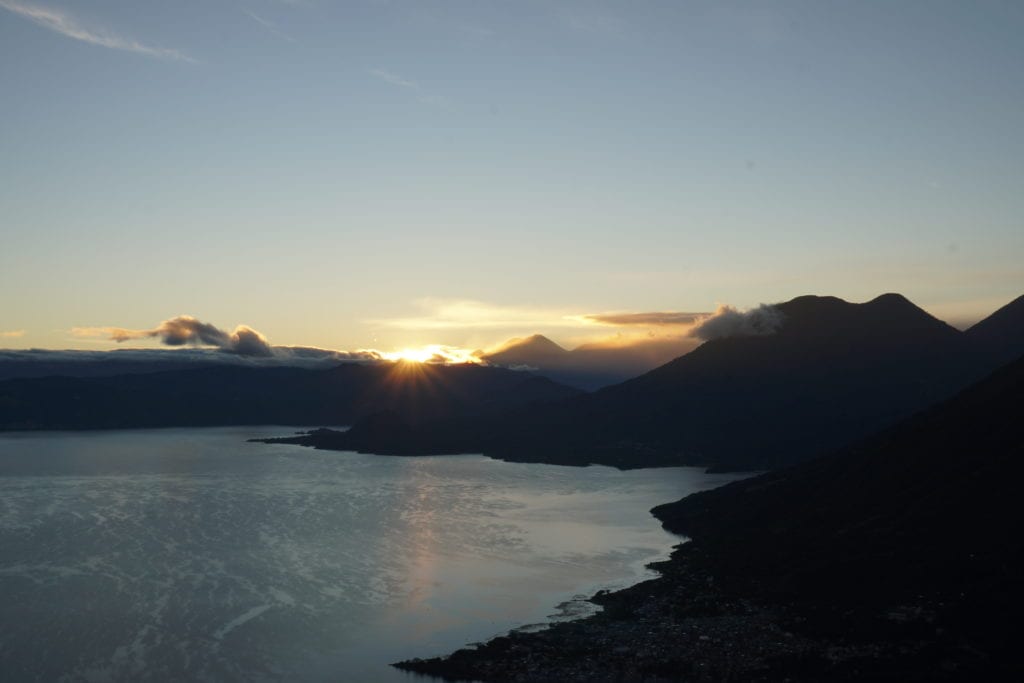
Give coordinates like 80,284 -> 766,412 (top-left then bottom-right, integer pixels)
380,345 -> 483,365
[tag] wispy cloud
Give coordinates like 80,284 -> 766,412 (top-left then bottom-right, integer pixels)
369,67 -> 419,90
369,67 -> 452,109
0,0 -> 195,63
372,300 -> 713,335
0,330 -> 26,338
370,299 -> 590,332
243,10 -> 294,42
244,10 -> 275,30
581,311 -> 708,326
585,304 -> 787,341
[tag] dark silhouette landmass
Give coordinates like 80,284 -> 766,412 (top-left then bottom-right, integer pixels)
480,333 -> 698,390
0,362 -> 580,431
271,293 -> 1024,471
394,352 -> 1024,681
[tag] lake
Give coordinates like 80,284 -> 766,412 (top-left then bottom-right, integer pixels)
0,427 -> 743,682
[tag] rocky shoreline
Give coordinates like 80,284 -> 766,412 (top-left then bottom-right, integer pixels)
393,538 -> 977,682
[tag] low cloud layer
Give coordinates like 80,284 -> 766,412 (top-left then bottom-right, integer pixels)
66,316 -> 456,367
689,304 -> 785,341
0,347 -> 386,381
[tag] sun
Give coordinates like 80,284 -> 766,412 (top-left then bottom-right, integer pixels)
380,345 -> 482,365
383,347 -> 436,364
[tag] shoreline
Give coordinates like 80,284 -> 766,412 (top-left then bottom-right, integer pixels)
251,428 -> 750,472
391,508 -> 967,683
392,542 -> 822,682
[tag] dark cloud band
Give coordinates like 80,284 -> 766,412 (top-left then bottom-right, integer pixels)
107,316 -> 274,357
583,311 -> 708,326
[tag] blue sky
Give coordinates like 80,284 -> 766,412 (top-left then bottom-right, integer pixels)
1,0 -> 1022,353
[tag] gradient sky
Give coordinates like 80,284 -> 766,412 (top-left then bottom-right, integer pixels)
2,0 -> 1022,353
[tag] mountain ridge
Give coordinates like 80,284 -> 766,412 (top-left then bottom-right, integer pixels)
283,291 -> 1024,471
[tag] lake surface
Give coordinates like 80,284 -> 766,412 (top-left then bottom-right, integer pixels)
0,427 -> 744,682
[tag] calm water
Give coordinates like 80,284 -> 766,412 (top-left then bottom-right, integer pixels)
0,427 -> 744,682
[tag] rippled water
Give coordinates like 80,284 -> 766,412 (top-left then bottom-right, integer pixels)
0,427 -> 743,682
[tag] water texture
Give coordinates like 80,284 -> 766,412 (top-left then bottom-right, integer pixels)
0,427 -> 741,682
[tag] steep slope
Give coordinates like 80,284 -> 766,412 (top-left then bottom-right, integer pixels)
965,293 -> 1024,365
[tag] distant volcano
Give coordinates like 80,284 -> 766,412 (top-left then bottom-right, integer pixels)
480,333 -> 697,390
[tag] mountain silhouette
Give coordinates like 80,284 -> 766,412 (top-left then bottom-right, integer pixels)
482,334 -> 571,366
577,293 -> 977,467
294,293 -> 1020,470
480,333 -> 697,390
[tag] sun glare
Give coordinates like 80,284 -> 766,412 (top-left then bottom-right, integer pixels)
381,345 -> 481,365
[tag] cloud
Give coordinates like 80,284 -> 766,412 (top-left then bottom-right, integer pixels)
376,300 -> 727,339
582,311 -> 707,326
275,345 -> 383,363
370,68 -> 419,90
243,10 -> 294,42
0,0 -> 195,62
74,316 -> 274,356
244,10 -> 276,30
689,304 -> 785,341
369,67 -> 452,109
0,330 -> 26,338
372,299 -> 588,332
66,318 -> 476,366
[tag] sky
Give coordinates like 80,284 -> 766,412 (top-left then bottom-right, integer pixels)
1,0 -> 1022,355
